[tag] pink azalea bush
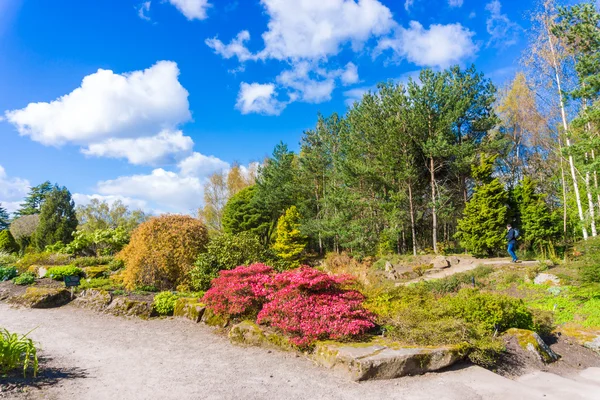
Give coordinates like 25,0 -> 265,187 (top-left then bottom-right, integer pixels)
258,267 -> 375,347
202,263 -> 274,317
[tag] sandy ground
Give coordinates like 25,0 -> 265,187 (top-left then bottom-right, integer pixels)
0,303 -> 586,400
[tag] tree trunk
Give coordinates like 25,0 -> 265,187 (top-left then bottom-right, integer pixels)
558,138 -> 568,241
408,180 -> 417,256
430,157 -> 438,254
593,150 -> 600,211
586,168 -> 597,237
546,24 -> 588,240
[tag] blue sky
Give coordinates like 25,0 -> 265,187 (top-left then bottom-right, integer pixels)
0,0 -> 531,214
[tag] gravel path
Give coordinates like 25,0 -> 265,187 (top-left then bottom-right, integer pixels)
0,303 -> 560,400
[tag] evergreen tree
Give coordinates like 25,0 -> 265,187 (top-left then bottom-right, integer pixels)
35,185 -> 78,250
14,181 -> 53,217
455,155 -> 508,256
0,229 -> 18,253
0,204 -> 9,230
222,186 -> 271,243
272,206 -> 307,263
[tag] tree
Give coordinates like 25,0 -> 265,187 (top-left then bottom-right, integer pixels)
9,214 -> 40,253
14,181 -> 53,217
222,186 -> 271,243
198,171 -> 228,234
0,230 -> 18,253
455,155 -> 508,256
0,204 -> 9,230
35,185 -> 78,250
76,199 -> 147,233
272,206 -> 307,263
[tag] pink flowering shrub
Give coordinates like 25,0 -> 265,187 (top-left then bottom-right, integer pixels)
202,263 -> 274,317
257,267 -> 375,347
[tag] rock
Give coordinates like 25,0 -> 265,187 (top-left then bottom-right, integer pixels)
201,308 -> 229,328
173,298 -> 205,323
534,273 -> 560,286
504,328 -> 560,363
13,287 -> 71,308
83,266 -> 109,279
228,321 -> 291,351
384,262 -> 393,272
312,341 -> 464,381
432,256 -> 450,269
105,297 -> 155,318
584,336 -> 600,353
73,289 -> 112,311
37,267 -> 48,278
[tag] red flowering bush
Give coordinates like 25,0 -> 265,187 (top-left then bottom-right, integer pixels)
202,263 -> 274,317
257,267 -> 375,347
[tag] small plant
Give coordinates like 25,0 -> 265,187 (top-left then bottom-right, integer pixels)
79,278 -> 122,291
16,252 -> 71,270
0,266 -> 18,281
13,272 -> 36,286
0,328 -> 39,377
108,258 -> 125,271
46,265 -> 84,281
136,285 -> 159,293
72,256 -> 114,268
412,264 -> 430,277
0,251 -> 18,267
152,291 -> 180,316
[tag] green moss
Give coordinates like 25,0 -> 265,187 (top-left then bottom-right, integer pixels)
18,287 -> 70,308
505,328 -> 556,363
83,266 -> 110,279
202,308 -> 229,327
173,298 -> 205,322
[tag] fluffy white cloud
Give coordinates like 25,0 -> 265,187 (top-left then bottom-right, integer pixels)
0,165 -> 30,214
82,130 -> 194,166
376,21 -> 478,68
340,62 -> 359,85
4,61 -> 191,146
485,0 -> 521,48
168,0 -> 211,20
276,62 -> 335,103
343,86 -> 373,106
178,152 -> 230,177
72,193 -> 149,211
206,30 -> 256,62
235,83 -> 286,115
448,0 -> 463,7
137,1 -> 151,21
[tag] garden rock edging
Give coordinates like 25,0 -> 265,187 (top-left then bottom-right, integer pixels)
11,287 -> 72,308
173,298 -> 205,323
72,289 -> 112,312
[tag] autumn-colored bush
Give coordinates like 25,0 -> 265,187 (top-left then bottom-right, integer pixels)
119,215 -> 208,291
257,267 -> 375,347
202,264 -> 274,318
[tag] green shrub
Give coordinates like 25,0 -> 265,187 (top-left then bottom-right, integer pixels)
0,251 -> 18,267
71,256 -> 114,268
108,258 -> 125,271
79,278 -> 122,291
0,230 -> 18,254
0,266 -> 18,281
13,272 -> 36,286
0,328 -> 38,377
16,252 -> 71,270
46,265 -> 84,281
136,285 -> 159,293
422,266 -> 494,294
153,291 -> 180,316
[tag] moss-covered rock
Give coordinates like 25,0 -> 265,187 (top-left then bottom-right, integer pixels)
83,266 -> 110,279
72,289 -> 112,311
558,325 -> 600,354
201,308 -> 229,327
504,328 -> 560,363
13,287 -> 71,308
228,321 -> 292,351
105,297 -> 156,319
173,298 -> 205,323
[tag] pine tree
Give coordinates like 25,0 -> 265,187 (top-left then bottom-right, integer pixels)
35,185 -> 78,250
14,181 -> 53,217
0,229 -> 18,253
455,155 -> 508,256
0,204 -> 9,231
222,186 -> 271,243
272,206 -> 307,263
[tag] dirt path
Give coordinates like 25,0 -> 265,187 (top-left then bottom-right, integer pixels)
0,304 -> 576,400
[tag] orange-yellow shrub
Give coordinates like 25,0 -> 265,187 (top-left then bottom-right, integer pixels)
118,215 -> 208,290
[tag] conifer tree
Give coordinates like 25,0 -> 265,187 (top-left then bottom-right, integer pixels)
272,206 -> 307,263
0,229 -> 18,253
455,155 -> 508,256
0,204 -> 9,231
35,185 -> 78,250
14,181 -> 53,217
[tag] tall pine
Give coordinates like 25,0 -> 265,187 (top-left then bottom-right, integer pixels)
35,185 -> 78,250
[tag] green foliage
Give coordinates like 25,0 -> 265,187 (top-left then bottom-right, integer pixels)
271,206 -> 307,264
76,198 -> 147,233
46,265 -> 84,281
9,214 -> 40,254
71,256 -> 114,267
14,181 -> 52,217
0,204 -> 9,231
108,258 -> 125,271
0,266 -> 18,281
15,252 -> 71,270
422,266 -> 495,294
456,155 -> 508,256
189,232 -> 268,291
152,291 -> 180,316
35,185 -> 78,250
0,328 -> 38,377
13,273 -> 36,286
0,230 -> 18,254
222,186 -> 271,242
78,278 -> 121,291
0,251 -> 18,267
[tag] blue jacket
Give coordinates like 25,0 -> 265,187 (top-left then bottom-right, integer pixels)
506,228 -> 518,244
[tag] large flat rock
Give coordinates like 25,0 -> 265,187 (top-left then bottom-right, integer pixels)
313,341 -> 463,381
73,289 -> 112,312
11,287 -> 72,308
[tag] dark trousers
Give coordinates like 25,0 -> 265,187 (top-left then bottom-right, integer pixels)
507,241 -> 518,262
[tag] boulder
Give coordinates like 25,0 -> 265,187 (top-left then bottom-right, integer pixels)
312,341 -> 464,381
105,297 -> 155,319
83,266 -> 109,279
13,287 -> 71,308
384,262 -> 393,272
173,298 -> 205,323
504,328 -> 560,363
432,256 -> 450,269
73,289 -> 112,311
534,273 -> 560,286
228,321 -> 292,350
585,336 -> 600,353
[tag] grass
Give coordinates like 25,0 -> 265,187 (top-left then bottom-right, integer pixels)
0,328 -> 39,378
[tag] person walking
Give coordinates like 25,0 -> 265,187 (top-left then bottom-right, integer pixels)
506,224 -> 519,263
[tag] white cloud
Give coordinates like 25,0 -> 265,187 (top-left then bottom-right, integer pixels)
4,61 -> 191,146
404,0 -> 414,11
82,129 -> 194,166
0,165 -> 30,214
137,1 -> 151,21
206,30 -> 256,63
376,21 -> 478,68
235,83 -> 287,115
178,152 -> 230,177
168,0 -> 211,20
276,62 -> 335,104
72,193 -> 149,212
485,0 -> 520,48
340,62 -> 359,85
343,86 -> 373,106
448,0 -> 463,7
